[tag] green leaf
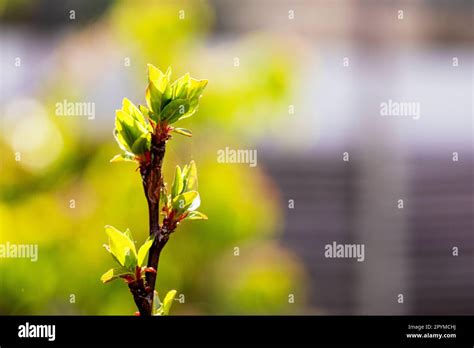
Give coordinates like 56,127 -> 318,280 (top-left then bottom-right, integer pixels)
160,99 -> 190,124
146,65 -> 172,115
175,103 -> 198,123
146,81 -> 162,115
125,229 -> 135,243
103,244 -> 122,267
172,191 -> 200,214
172,73 -> 190,100
113,122 -> 132,153
183,160 -> 198,192
171,165 -> 184,198
148,65 -> 171,92
162,68 -> 173,106
166,78 -> 208,123
115,110 -> 148,150
115,107 -> 150,156
131,133 -> 151,155
162,87 -> 173,108
180,163 -> 189,192
139,104 -> 150,118
152,290 -> 162,315
122,98 -> 146,128
187,78 -> 208,108
172,128 -> 192,137
162,290 -> 177,315
148,64 -> 164,81
115,110 -> 135,145
110,153 -> 136,163
139,104 -> 158,124
137,237 -> 154,267
123,249 -> 136,270
105,225 -> 137,268
113,133 -> 129,153
187,192 -> 201,212
100,268 -> 133,283
100,268 -> 115,283
185,211 -> 208,220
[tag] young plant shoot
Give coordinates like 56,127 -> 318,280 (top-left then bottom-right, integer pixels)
101,64 -> 208,316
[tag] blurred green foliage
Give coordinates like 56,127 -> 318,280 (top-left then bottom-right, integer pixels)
0,0 -> 307,314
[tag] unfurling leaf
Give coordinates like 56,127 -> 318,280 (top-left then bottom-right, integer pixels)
139,104 -> 153,122
160,99 -> 190,124
171,165 -> 184,198
123,228 -> 133,240
114,108 -> 150,156
137,237 -> 154,267
187,192 -> 201,212
114,115 -> 133,152
183,160 -> 198,192
172,73 -> 190,100
148,64 -> 171,93
153,290 -> 162,315
101,268 -> 133,283
146,81 -> 163,116
185,211 -> 208,220
131,133 -> 151,155
122,98 -> 147,128
146,65 -> 172,116
152,289 -> 177,316
172,128 -> 192,137
172,191 -> 200,214
187,78 -> 208,109
110,153 -> 136,163
104,225 -> 137,269
162,290 -> 177,315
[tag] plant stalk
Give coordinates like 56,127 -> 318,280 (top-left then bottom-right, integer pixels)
132,136 -> 168,315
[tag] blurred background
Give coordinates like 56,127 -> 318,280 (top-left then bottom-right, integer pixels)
0,0 -> 472,315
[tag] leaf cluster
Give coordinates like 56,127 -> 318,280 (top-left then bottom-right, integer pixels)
101,225 -> 155,284
162,160 -> 207,222
112,65 -> 207,163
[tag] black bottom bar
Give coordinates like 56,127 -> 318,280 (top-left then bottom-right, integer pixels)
0,316 -> 472,346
